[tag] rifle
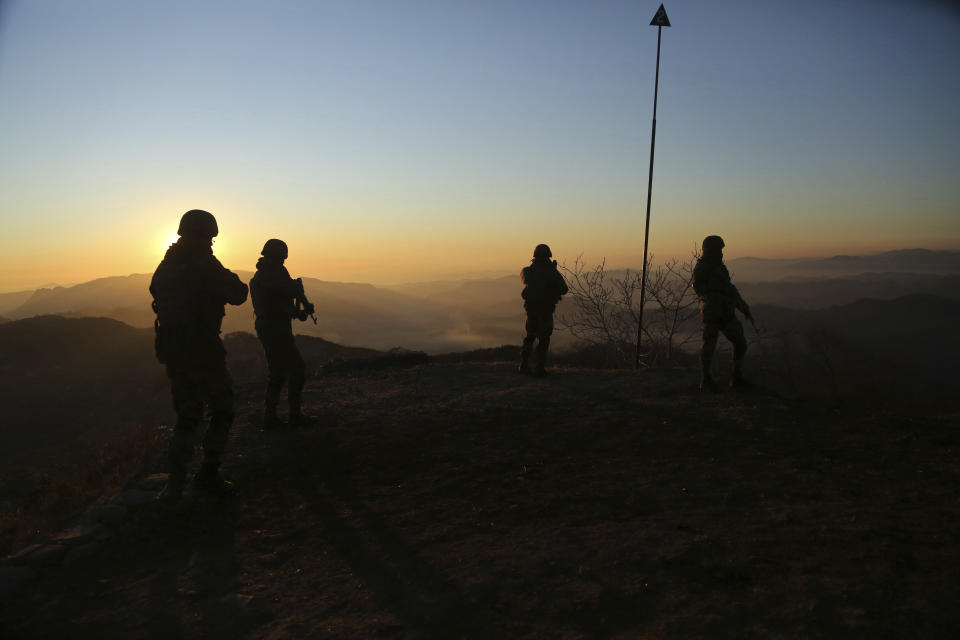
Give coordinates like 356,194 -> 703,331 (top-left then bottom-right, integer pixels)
294,279 -> 317,324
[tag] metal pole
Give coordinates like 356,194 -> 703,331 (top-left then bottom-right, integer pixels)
635,25 -> 662,369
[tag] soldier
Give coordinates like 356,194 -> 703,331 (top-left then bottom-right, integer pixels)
249,239 -> 316,428
150,210 -> 248,502
519,244 -> 568,376
693,235 -> 752,391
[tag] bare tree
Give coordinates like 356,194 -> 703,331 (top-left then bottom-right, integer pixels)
558,252 -> 700,367
642,255 -> 701,361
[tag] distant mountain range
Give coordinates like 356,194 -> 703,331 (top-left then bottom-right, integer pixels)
727,248 -> 960,282
0,249 -> 957,353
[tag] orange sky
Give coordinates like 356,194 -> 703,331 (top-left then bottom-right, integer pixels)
2,1 -> 958,292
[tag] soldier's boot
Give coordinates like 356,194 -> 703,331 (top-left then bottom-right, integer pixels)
193,458 -> 234,496
159,465 -> 186,504
159,425 -> 193,503
262,387 -> 286,430
518,355 -> 530,375
289,409 -> 316,427
729,359 -> 754,389
700,349 -> 717,392
519,338 -> 533,374
288,396 -> 316,427
533,337 -> 550,377
287,376 -> 316,427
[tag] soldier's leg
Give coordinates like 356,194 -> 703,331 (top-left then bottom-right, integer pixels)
287,337 -> 311,424
164,368 -> 203,499
533,312 -> 554,376
198,362 -> 235,486
721,318 -> 749,387
260,333 -> 287,428
700,323 -> 720,391
520,313 -> 537,373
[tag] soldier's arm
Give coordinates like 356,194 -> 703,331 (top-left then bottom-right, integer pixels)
731,284 -> 751,317
206,257 -> 248,305
222,269 -> 249,306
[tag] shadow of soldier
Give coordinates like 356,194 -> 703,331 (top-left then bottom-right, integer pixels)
147,498 -> 254,640
288,433 -> 502,639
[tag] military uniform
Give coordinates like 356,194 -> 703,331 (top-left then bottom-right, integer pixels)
249,241 -> 312,427
150,210 -> 248,499
692,235 -> 750,390
520,245 -> 569,376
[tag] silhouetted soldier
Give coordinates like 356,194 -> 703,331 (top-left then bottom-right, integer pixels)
693,235 -> 752,391
519,244 -> 568,376
249,239 -> 316,428
150,210 -> 248,501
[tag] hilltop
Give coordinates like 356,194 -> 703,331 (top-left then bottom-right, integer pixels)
2,357 -> 959,638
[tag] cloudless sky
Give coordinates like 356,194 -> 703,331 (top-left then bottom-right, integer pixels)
1,0 -> 958,291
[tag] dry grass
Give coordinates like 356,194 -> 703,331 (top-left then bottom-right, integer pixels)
0,426 -> 164,556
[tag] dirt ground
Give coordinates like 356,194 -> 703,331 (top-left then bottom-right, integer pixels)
3,361 -> 959,639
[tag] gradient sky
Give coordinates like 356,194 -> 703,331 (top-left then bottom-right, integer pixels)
1,0 -> 958,291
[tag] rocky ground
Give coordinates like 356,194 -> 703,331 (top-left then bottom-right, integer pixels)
2,361 -> 959,639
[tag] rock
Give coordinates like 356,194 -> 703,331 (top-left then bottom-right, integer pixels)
219,593 -> 253,609
85,504 -> 127,527
139,473 -> 168,491
7,544 -> 44,563
116,490 -> 156,506
9,544 -> 66,567
64,541 -> 102,567
54,523 -> 102,546
0,566 -> 38,598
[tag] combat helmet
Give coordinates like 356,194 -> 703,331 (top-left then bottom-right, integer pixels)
177,210 -> 218,238
261,238 -> 289,260
702,235 -> 725,255
533,244 -> 552,260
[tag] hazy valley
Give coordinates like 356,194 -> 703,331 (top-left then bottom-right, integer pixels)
2,249 -> 958,354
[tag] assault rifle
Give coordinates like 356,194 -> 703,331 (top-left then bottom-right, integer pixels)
295,279 -> 317,324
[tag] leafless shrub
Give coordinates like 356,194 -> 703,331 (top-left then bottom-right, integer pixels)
558,253 -> 700,367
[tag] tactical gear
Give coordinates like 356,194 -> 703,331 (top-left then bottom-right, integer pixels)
533,244 -> 553,260
250,262 -> 302,328
193,461 -> 234,496
151,225 -> 247,496
702,235 -> 724,254
251,256 -> 311,425
261,238 -> 289,260
694,240 -> 750,392
522,260 -> 568,313
519,256 -> 568,376
177,209 -> 219,238
694,257 -> 746,326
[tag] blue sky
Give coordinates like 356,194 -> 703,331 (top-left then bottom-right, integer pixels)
0,0 -> 958,290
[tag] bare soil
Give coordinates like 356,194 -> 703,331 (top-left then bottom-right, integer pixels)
3,362 -> 959,639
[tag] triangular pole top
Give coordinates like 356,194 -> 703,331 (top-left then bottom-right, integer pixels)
650,4 -> 671,27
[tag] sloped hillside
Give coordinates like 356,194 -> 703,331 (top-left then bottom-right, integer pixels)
2,360 -> 957,638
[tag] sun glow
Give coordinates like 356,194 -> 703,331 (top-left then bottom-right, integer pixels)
155,231 -> 179,258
